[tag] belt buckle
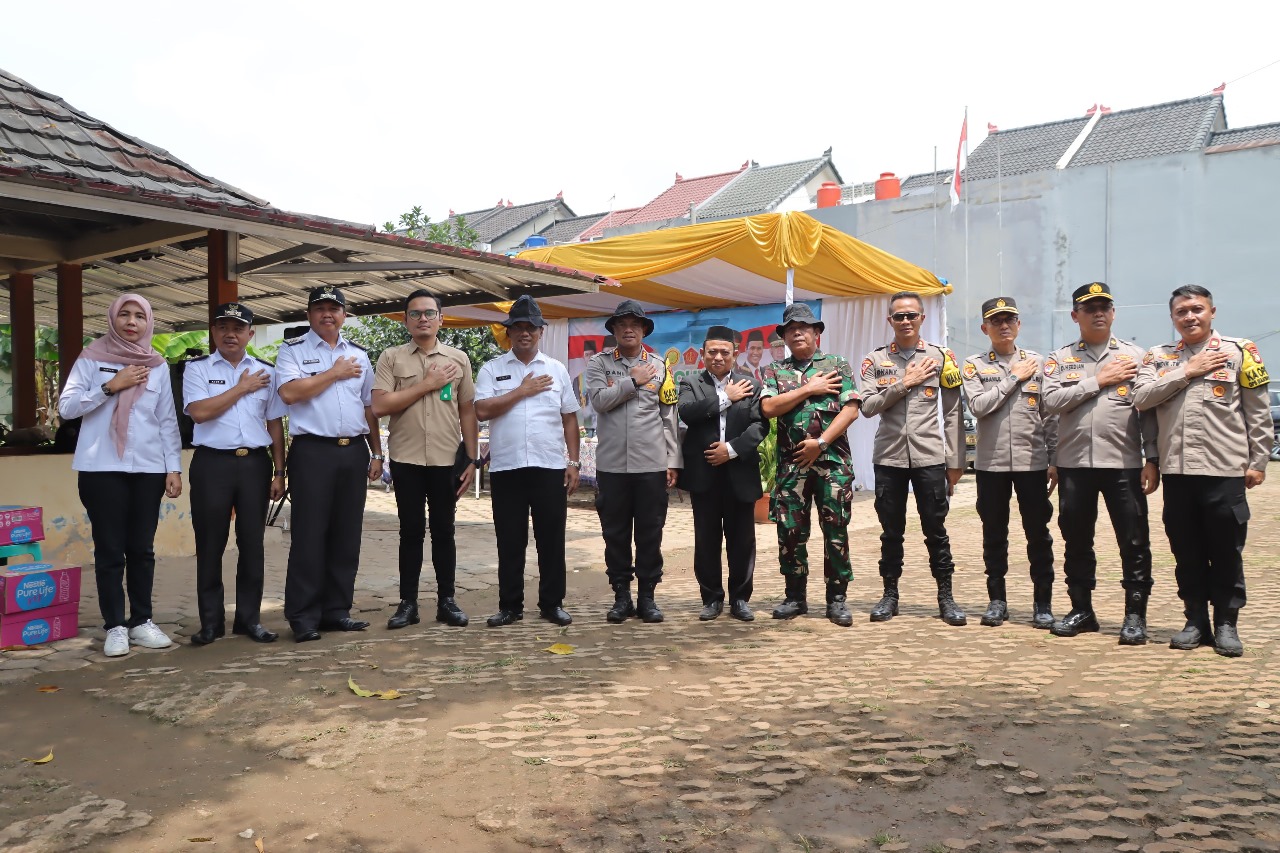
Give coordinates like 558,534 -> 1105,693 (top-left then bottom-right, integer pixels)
235,448 -> 249,457
337,438 -> 350,446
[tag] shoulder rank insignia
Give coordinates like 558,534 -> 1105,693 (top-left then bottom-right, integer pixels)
284,335 -> 306,346
1240,339 -> 1270,388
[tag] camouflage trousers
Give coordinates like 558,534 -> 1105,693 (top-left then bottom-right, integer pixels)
772,462 -> 854,581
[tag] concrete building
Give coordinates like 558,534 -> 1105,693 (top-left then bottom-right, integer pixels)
812,94 -> 1280,360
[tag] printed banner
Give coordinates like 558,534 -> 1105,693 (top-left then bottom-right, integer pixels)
567,301 -> 821,428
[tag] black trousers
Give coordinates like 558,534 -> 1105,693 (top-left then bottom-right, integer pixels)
284,437 -> 368,631
490,466 -> 568,612
389,460 -> 457,601
873,463 -> 955,579
190,446 -> 272,628
1057,467 -> 1152,593
689,477 -> 756,604
77,471 -> 166,630
975,469 -> 1054,586
595,470 -> 669,587
1162,474 -> 1248,610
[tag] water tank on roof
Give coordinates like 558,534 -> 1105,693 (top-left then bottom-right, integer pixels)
816,182 -> 841,209
525,235 -> 548,248
874,172 -> 901,200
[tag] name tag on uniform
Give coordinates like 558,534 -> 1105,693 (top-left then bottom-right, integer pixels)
209,379 -> 226,385
303,359 -> 321,365
496,375 -> 512,381
99,366 -> 119,374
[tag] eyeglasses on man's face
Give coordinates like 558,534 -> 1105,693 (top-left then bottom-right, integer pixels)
890,311 -> 921,322
407,309 -> 440,321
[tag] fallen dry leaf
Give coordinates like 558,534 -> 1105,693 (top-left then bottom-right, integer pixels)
347,676 -> 376,698
36,685 -> 61,693
187,837 -> 213,843
255,839 -> 265,852
375,689 -> 402,701
22,750 -> 53,765
544,643 -> 575,655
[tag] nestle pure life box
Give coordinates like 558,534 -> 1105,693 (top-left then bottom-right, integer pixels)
0,506 -> 44,547
0,564 -> 82,614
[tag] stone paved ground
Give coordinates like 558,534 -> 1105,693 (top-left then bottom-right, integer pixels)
2,478 -> 1280,852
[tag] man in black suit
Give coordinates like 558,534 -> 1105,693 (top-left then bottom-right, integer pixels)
678,326 -> 768,621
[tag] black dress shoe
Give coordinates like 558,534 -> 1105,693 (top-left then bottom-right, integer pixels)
540,606 -> 572,626
486,610 -> 523,627
232,622 -> 278,643
730,600 -> 755,622
387,600 -> 420,630
436,597 -> 469,627
294,629 -> 322,643
319,617 -> 370,632
190,625 -> 224,646
699,601 -> 724,621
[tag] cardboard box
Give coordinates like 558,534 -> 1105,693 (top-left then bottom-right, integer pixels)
0,506 -> 44,546
0,601 -> 78,647
0,564 -> 82,615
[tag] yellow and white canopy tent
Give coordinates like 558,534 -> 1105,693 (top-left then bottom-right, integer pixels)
443,210 -> 953,490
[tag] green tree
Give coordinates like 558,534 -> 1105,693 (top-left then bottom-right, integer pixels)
374,205 -> 500,375
0,325 -> 91,428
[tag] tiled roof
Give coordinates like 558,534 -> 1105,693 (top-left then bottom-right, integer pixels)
899,170 -> 951,190
444,198 -> 571,244
537,212 -> 607,244
1208,122 -> 1280,149
577,207 -> 639,241
696,155 -> 839,220
0,67 -> 266,208
841,181 -> 875,201
1068,96 -> 1222,169
964,117 -> 1090,180
623,167 -> 745,225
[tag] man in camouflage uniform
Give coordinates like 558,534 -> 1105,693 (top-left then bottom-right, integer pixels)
961,297 -> 1057,629
1133,284 -> 1270,657
858,291 -> 968,626
760,303 -> 861,626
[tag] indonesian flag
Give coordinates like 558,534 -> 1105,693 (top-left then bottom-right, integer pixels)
950,113 -> 967,210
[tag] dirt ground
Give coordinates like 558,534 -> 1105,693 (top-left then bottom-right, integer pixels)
2,478 -> 1280,853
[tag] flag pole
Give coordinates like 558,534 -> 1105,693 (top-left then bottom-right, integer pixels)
997,127 -> 1003,289
932,145 -> 938,275
963,106 -> 970,333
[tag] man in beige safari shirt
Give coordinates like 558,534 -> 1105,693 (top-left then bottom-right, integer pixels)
1133,284 -> 1270,658
372,289 -> 480,630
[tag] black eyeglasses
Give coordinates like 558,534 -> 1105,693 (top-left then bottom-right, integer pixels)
407,309 -> 440,320
890,311 -> 921,322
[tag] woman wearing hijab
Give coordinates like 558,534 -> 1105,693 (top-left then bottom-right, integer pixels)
59,294 -> 183,657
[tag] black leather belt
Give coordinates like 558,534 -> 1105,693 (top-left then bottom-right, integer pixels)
196,446 -> 269,457
293,435 -> 364,447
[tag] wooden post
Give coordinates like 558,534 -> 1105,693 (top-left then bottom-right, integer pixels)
56,263 -> 83,391
9,273 -> 36,428
207,229 -> 237,328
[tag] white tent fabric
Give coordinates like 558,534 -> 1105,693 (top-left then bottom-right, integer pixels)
819,295 -> 946,491
542,318 -> 570,366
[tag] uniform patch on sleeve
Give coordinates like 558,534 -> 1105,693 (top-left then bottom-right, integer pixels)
963,361 -> 977,378
1143,351 -> 1156,365
659,369 -> 679,405
940,349 -> 962,389
861,357 -> 874,379
1043,358 -> 1058,377
1241,339 -> 1270,388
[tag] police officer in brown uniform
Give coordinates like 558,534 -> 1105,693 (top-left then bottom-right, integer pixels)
1132,284 -> 1270,657
1042,282 -> 1159,644
961,297 -> 1057,629
857,291 -> 967,626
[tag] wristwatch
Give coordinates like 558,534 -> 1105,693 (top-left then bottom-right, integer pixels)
817,438 -> 829,452
371,454 -> 385,461
567,460 -> 582,469
101,382 -> 115,397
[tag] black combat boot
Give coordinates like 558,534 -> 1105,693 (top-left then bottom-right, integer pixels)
1031,583 -> 1055,630
1118,589 -> 1149,646
1169,600 -> 1213,650
980,576 -> 1008,627
606,582 -> 635,624
869,578 -> 899,622
825,580 -> 853,627
772,574 -> 808,619
1213,606 -> 1243,658
936,576 -> 967,626
636,582 -> 664,623
1051,586 -> 1100,637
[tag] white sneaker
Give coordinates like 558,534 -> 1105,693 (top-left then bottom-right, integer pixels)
128,620 -> 173,649
104,626 -> 130,657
